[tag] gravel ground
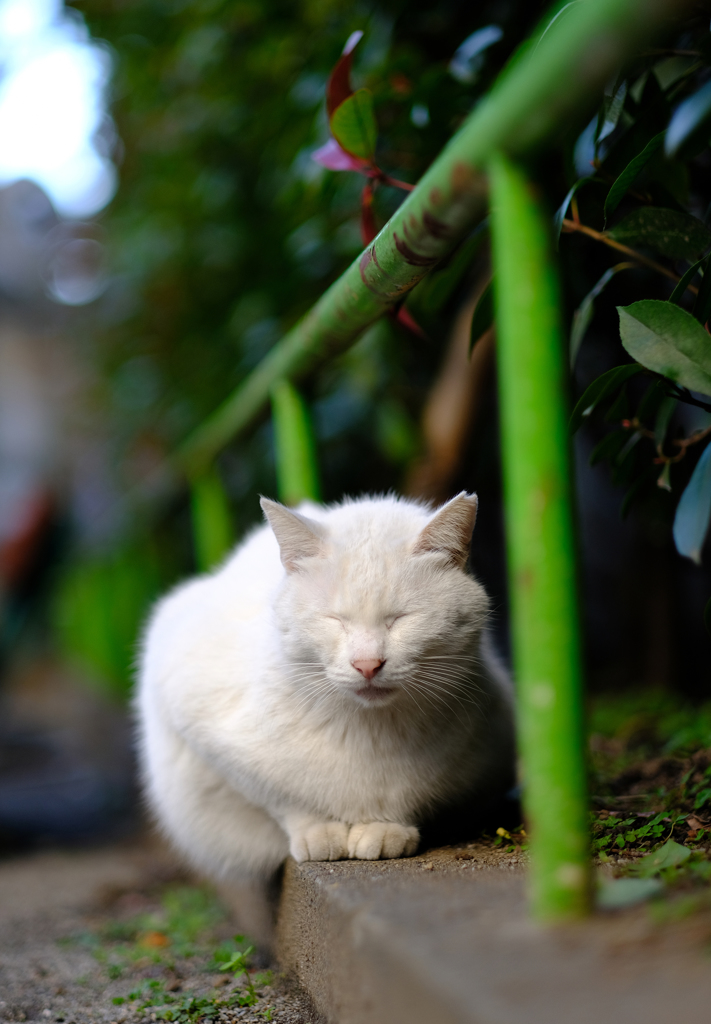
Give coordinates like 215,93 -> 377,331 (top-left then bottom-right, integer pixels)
0,834 -> 319,1024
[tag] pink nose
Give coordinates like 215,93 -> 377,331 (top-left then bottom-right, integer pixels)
351,658 -> 385,680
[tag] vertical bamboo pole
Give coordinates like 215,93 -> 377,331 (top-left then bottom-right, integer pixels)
190,465 -> 234,571
489,153 -> 590,920
271,380 -> 321,505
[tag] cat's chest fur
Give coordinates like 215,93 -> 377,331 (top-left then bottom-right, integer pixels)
162,625 -> 483,824
234,675 -> 481,822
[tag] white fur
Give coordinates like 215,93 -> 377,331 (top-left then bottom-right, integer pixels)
136,492 -> 514,881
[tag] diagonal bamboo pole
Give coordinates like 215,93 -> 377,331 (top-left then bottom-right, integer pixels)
176,0 -> 689,479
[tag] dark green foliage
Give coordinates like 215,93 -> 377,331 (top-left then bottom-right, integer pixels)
61,0 -> 711,694
603,131 -> 665,223
62,0 -> 529,691
668,253 -> 706,305
556,15 -> 711,559
569,364 -> 643,435
71,0 -> 517,478
608,207 -> 711,260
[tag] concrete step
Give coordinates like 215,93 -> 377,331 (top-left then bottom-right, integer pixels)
275,843 -> 711,1024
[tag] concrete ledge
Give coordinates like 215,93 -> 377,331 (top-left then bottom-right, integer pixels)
276,844 -> 711,1024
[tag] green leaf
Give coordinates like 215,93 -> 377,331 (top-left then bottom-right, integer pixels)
330,88 -> 377,161
603,131 -> 666,224
669,254 -> 707,305
673,442 -> 711,565
597,877 -> 663,910
469,279 -> 494,353
190,467 -> 234,572
635,839 -> 691,877
597,81 -> 627,144
569,364 -> 643,435
569,291 -> 596,368
608,208 -> 711,261
552,176 -> 596,247
618,300 -> 711,396
569,263 -> 633,367
665,80 -> 711,158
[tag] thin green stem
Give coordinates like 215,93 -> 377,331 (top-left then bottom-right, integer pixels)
271,380 -> 321,505
190,466 -> 234,571
490,153 -> 591,921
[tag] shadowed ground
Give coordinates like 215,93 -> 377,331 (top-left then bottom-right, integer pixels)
0,834 -> 318,1024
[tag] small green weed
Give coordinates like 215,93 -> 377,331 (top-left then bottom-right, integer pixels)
591,811 -> 681,855
218,936 -> 259,1006
491,826 -> 528,853
60,883 -> 277,1021
70,884 -> 227,979
116,936 -> 267,1021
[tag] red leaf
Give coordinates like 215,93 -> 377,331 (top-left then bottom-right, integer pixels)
361,181 -> 377,245
312,138 -> 370,173
395,306 -> 427,339
327,30 -> 363,118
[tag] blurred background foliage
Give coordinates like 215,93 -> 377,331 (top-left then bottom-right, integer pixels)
38,0 -> 711,702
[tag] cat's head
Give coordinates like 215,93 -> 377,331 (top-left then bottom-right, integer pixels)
260,493 -> 489,709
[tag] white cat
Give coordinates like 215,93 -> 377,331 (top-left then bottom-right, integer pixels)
137,491 -> 514,882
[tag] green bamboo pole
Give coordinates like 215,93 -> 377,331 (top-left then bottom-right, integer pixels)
176,0 -> 687,478
190,465 -> 234,571
271,380 -> 321,505
489,152 -> 590,920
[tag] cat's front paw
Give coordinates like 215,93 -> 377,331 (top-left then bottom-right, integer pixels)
289,821 -> 349,863
347,822 -> 419,860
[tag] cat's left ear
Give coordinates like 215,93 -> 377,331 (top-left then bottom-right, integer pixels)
260,497 -> 326,572
413,491 -> 478,569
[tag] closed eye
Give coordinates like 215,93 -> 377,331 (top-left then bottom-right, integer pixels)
325,615 -> 347,629
385,614 -> 408,630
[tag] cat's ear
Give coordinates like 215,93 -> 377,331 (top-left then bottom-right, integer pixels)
260,497 -> 326,572
412,491 -> 478,569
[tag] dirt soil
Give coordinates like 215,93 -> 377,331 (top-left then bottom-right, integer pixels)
0,834 -> 319,1024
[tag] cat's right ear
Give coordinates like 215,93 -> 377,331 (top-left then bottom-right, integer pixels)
260,497 -> 326,573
